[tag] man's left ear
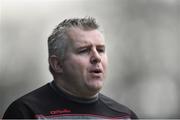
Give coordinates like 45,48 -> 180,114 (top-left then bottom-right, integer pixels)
48,55 -> 63,73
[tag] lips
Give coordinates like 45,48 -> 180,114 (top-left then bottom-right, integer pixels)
89,68 -> 103,79
89,68 -> 102,74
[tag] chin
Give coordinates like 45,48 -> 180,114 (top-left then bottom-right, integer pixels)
87,81 -> 103,92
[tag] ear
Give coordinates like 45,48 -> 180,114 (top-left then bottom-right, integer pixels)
49,55 -> 63,73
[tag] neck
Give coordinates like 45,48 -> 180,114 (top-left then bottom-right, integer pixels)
54,79 -> 99,99
60,84 -> 98,99
51,80 -> 99,103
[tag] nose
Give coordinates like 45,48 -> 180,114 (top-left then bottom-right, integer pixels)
90,49 -> 101,64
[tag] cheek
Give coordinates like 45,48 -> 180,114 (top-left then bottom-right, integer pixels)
76,58 -> 90,74
65,57 -> 89,72
102,55 -> 108,70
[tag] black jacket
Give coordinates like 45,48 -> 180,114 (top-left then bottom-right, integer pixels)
3,81 -> 138,119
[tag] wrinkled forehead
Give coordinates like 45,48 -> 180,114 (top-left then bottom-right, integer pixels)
66,27 -> 105,47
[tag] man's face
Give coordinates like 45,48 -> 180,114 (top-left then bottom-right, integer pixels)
61,27 -> 108,97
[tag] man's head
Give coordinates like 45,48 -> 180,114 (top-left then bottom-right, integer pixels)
48,17 -> 108,98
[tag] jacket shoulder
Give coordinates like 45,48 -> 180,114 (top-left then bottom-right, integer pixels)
3,83 -> 52,119
99,93 -> 138,119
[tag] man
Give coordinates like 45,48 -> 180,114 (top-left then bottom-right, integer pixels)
3,17 -> 138,119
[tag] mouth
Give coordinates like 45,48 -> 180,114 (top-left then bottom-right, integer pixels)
89,69 -> 103,75
90,68 -> 102,73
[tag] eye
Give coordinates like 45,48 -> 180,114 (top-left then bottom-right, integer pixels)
78,48 -> 90,54
97,47 -> 105,53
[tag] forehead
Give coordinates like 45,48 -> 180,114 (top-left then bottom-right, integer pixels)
67,27 -> 105,47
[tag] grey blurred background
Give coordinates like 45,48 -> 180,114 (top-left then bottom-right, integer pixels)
0,0 -> 180,118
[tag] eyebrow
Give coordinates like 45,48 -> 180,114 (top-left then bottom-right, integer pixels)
75,44 -> 105,49
96,45 -> 105,48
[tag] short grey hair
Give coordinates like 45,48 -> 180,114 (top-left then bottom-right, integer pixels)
48,17 -> 100,74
